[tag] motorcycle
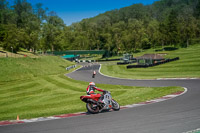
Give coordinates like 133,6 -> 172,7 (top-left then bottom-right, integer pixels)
80,91 -> 120,114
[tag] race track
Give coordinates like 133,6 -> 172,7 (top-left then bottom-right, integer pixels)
0,64 -> 200,133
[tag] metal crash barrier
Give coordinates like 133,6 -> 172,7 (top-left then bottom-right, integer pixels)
66,65 -> 76,71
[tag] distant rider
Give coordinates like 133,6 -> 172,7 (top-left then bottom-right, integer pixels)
92,71 -> 96,78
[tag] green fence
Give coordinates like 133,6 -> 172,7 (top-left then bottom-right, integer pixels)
47,50 -> 106,55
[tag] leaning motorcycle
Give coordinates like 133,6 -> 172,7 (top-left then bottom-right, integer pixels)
80,91 -> 120,114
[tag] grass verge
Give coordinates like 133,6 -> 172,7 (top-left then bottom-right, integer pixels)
100,44 -> 200,79
0,74 -> 183,121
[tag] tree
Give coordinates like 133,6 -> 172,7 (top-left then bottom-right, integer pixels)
0,24 -> 6,46
194,0 -> 200,19
178,7 -> 197,47
2,24 -> 27,53
0,0 -> 8,24
13,0 -> 33,28
127,19 -> 145,52
62,26 -> 74,50
146,19 -> 160,49
41,13 -> 65,52
111,21 -> 125,52
158,22 -> 168,49
35,3 -> 47,22
166,9 -> 179,46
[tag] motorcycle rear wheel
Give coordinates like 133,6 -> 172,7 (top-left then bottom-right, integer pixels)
112,99 -> 120,111
86,103 -> 99,114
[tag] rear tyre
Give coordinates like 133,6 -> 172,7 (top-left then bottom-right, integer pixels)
112,99 -> 120,111
86,103 -> 99,114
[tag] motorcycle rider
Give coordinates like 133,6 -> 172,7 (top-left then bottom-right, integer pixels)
86,82 -> 105,103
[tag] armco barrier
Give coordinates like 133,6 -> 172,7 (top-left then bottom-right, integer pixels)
117,60 -> 137,65
66,65 -> 76,71
79,60 -> 96,63
98,58 -> 120,62
117,62 -> 130,65
127,57 -> 179,69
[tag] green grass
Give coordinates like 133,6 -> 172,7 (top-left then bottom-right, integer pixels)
0,74 -> 183,121
0,55 -> 184,121
100,44 -> 200,79
0,47 -> 39,58
0,56 -> 75,82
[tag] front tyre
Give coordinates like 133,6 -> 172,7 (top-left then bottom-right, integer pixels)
112,99 -> 120,111
86,103 -> 99,114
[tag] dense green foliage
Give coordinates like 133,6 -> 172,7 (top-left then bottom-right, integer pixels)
0,0 -> 200,53
74,0 -> 200,52
100,44 -> 200,79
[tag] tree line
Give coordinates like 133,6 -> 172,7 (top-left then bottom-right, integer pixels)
0,0 -> 200,54
0,0 -> 65,53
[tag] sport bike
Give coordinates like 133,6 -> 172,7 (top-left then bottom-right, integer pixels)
80,91 -> 120,114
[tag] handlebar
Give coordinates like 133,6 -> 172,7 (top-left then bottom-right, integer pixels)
103,91 -> 110,94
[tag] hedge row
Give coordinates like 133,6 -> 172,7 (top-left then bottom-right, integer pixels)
97,58 -> 120,62
117,62 -> 130,65
127,57 -> 180,69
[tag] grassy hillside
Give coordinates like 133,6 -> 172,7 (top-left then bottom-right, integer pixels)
0,56 -> 75,82
100,44 -> 200,79
0,55 -> 183,121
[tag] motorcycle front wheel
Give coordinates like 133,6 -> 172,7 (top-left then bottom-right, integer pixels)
112,99 -> 120,111
86,103 -> 99,114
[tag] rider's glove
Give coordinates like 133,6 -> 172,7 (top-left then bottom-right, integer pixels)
103,90 -> 107,94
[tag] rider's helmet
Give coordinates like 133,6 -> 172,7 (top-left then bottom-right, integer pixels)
89,82 -> 95,86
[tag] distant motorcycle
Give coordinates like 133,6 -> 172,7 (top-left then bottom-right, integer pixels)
92,71 -> 96,78
80,91 -> 120,114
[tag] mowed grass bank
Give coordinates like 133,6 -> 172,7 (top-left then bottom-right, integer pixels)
100,44 -> 200,79
0,56 -> 75,82
0,56 -> 183,121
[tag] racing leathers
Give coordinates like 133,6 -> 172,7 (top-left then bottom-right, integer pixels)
86,85 -> 104,102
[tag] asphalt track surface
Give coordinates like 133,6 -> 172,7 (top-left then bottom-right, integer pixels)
1,64 -> 200,133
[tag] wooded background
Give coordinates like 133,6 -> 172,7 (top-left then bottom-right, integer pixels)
0,0 -> 200,54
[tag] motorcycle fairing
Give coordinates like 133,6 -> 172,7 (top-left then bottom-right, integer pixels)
102,93 -> 112,110
80,93 -> 102,102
